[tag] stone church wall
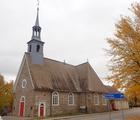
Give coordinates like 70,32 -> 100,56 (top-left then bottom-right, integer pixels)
12,59 -> 35,117
51,92 -> 79,116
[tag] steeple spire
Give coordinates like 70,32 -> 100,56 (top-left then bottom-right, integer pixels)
35,8 -> 39,26
35,0 -> 39,26
27,0 -> 45,64
31,0 -> 41,41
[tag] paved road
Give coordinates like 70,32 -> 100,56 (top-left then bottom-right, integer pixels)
1,108 -> 140,120
54,108 -> 140,120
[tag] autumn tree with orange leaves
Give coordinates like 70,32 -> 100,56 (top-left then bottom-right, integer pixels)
0,74 -> 13,114
106,3 -> 140,106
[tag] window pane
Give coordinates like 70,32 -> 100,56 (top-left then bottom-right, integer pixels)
68,93 -> 74,105
94,95 -> 99,105
22,79 -> 27,88
102,95 -> 106,105
52,92 -> 59,105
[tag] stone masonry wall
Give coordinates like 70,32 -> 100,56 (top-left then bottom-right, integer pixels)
86,93 -> 108,113
13,59 -> 35,117
51,92 -> 80,116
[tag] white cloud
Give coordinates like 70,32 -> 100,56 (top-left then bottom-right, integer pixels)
0,0 -> 139,82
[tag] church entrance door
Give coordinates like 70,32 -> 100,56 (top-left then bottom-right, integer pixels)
20,102 -> 24,117
19,96 -> 25,117
39,102 -> 46,118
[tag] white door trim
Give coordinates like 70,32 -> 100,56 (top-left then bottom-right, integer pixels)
38,102 -> 46,117
19,96 -> 25,117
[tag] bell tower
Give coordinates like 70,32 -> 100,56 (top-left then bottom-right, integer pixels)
27,2 -> 44,64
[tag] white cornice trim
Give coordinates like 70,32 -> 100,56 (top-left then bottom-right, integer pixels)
13,53 -> 35,92
25,54 -> 35,89
13,54 -> 26,92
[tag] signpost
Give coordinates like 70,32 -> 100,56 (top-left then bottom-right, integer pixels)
104,93 -> 125,120
104,93 -> 125,100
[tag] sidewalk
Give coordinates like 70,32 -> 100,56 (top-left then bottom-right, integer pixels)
44,108 -> 138,120
2,108 -> 140,120
44,111 -> 118,120
2,116 -> 32,120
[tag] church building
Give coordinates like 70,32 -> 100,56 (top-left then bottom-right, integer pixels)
13,7 -> 110,118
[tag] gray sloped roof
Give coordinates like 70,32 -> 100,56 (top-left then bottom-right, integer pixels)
76,63 -> 108,92
25,53 -> 107,93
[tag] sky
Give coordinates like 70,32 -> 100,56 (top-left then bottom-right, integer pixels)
0,0 -> 139,84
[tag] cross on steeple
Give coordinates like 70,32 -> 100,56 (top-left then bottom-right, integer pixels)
35,0 -> 39,26
37,0 -> 39,7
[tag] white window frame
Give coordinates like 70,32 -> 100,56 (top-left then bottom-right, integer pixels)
102,95 -> 107,105
52,91 -> 59,106
68,93 -> 74,105
22,79 -> 27,88
20,96 -> 25,102
94,94 -> 99,105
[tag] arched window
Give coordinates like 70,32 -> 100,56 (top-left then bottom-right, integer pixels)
94,94 -> 99,105
102,95 -> 107,105
22,79 -> 27,88
68,93 -> 74,105
36,45 -> 40,52
20,96 -> 25,102
52,92 -> 59,106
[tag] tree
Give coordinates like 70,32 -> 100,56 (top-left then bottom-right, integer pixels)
0,74 -> 4,86
0,75 -> 4,97
0,74 -> 13,114
106,3 -> 140,96
125,82 -> 140,106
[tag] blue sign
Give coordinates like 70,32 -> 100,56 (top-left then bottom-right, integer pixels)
104,93 -> 125,100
